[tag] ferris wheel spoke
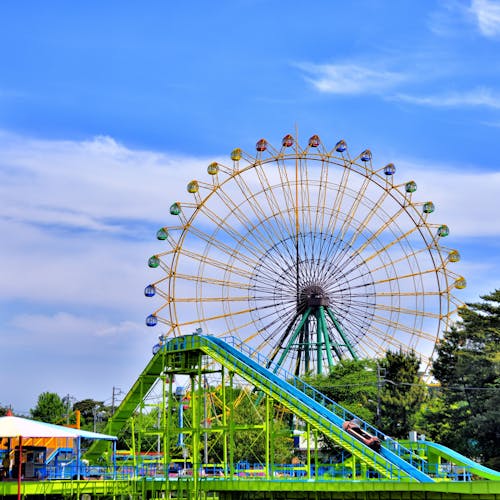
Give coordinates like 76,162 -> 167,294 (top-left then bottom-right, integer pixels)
176,306 -> 256,328
174,273 -> 253,290
200,202 -> 295,278
188,225 -> 262,270
256,160 -> 297,238
172,296 -> 252,303
370,313 -> 434,342
347,188 -> 391,248
178,248 -> 254,280
222,168 -> 301,261
373,303 -> 440,319
350,206 -> 419,261
345,245 -> 429,280
199,199 -> 279,261
370,267 -> 438,287
335,175 -> 372,246
328,161 -> 352,240
231,173 -> 296,253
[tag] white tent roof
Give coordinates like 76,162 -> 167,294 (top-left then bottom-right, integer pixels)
0,415 -> 117,440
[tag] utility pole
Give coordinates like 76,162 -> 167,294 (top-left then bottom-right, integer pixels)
111,387 -> 123,415
64,394 -> 75,424
376,363 -> 386,428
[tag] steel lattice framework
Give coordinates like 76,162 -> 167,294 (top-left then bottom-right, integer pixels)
145,133 -> 464,375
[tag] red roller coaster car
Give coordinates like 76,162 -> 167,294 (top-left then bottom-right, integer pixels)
342,419 -> 381,452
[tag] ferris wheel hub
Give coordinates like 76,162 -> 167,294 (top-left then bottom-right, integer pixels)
299,285 -> 330,308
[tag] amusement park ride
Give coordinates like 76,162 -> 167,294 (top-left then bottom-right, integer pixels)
2,133 -> 498,499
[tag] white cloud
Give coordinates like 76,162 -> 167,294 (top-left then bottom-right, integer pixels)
392,87 -> 500,109
470,0 -> 500,37
395,160 -> 500,237
295,62 -> 407,95
0,132 -> 208,233
10,312 -> 142,342
428,0 -> 500,38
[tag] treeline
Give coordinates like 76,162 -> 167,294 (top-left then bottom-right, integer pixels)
2,289 -> 498,468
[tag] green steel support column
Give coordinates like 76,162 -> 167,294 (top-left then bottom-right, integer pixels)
314,429 -> 319,479
191,372 -> 200,498
221,365 -> 228,476
306,422 -> 311,480
138,379 -> 144,460
304,319 -> 310,373
265,394 -> 271,480
270,397 -> 275,480
317,306 -> 336,369
325,307 -> 359,360
130,416 -> 137,478
316,313 -> 323,375
229,371 -> 235,477
165,374 -> 173,478
273,307 -> 312,373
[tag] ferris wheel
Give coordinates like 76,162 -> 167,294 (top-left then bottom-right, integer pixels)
145,133 -> 465,376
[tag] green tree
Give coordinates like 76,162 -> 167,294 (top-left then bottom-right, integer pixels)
30,392 -> 66,423
420,290 -> 500,468
73,399 -> 111,431
379,349 -> 427,439
305,358 -> 378,423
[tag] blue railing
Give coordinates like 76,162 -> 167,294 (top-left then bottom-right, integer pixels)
11,460 -> 472,482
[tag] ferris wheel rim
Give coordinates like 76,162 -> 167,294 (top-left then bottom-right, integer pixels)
146,133 -> 464,376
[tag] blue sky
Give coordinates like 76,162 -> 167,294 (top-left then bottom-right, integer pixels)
1,0 -> 499,413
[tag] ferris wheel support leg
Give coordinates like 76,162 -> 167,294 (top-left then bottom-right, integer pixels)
317,306 -> 338,369
325,307 -> 359,360
316,316 -> 323,376
272,307 -> 313,374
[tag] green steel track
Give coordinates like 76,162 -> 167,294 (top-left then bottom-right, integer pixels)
72,333 -> 500,500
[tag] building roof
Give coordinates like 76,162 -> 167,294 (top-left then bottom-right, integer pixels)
0,415 -> 117,440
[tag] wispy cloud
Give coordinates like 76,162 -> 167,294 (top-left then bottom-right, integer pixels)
392,87 -> 500,109
296,61 -> 500,112
470,0 -> 500,37
428,0 -> 500,38
295,62 -> 407,95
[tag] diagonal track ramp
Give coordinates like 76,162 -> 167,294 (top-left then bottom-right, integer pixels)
196,335 -> 433,482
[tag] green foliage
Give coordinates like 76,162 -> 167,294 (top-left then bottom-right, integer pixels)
305,358 -> 378,423
305,352 -> 427,442
379,350 -> 427,439
0,404 -> 10,416
30,392 -> 66,423
73,399 -> 110,431
420,290 -> 500,468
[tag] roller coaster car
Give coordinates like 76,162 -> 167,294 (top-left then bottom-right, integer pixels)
342,419 -> 381,452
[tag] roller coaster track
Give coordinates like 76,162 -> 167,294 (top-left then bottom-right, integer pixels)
86,334 -> 500,483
